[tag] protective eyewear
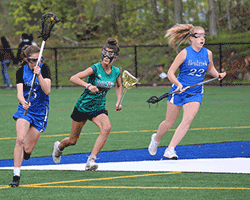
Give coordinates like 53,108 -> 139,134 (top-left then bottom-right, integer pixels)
28,57 -> 43,63
190,33 -> 206,38
101,49 -> 116,58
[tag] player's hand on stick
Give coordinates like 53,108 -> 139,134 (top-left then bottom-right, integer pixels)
22,101 -> 31,110
218,72 -> 226,80
115,103 -> 123,111
33,65 -> 41,76
176,83 -> 185,93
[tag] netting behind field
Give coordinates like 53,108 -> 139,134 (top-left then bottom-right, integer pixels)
1,43 -> 250,87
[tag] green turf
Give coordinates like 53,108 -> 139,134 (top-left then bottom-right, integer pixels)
0,170 -> 249,200
0,87 -> 249,199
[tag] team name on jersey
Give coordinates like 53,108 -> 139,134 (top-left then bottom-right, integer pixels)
188,59 -> 207,67
96,80 -> 114,89
24,80 -> 40,86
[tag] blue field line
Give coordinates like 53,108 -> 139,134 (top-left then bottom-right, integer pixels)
0,141 -> 249,167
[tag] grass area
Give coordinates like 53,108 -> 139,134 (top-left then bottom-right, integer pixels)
0,86 -> 249,199
0,170 -> 249,200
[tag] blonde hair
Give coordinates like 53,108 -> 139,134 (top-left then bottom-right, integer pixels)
165,24 -> 204,49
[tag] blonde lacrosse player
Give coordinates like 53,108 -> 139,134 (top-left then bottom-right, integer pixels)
52,38 -> 123,171
148,24 -> 226,159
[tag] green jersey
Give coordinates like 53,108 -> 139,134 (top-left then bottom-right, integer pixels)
75,62 -> 120,113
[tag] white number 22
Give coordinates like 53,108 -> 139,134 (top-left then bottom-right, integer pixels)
188,69 -> 205,77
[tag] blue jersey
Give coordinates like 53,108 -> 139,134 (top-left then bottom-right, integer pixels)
173,45 -> 209,94
13,63 -> 51,132
15,63 -> 50,116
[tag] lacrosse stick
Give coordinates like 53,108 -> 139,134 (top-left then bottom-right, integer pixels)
146,76 -> 219,105
118,70 -> 140,107
24,12 -> 59,116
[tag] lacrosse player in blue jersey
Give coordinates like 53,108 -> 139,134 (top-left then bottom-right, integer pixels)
9,45 -> 51,187
148,24 -> 226,159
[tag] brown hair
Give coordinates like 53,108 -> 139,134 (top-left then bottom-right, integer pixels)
165,24 -> 204,49
20,45 -> 40,65
103,38 -> 120,55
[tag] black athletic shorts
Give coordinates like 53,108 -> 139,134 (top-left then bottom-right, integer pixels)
70,107 -> 108,122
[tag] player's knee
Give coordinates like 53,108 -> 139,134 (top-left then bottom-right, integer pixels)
163,120 -> 174,129
16,137 -> 25,146
102,124 -> 111,135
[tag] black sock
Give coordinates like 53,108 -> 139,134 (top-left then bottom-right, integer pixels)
23,150 -> 31,160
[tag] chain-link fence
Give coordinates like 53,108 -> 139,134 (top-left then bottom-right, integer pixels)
1,42 -> 250,88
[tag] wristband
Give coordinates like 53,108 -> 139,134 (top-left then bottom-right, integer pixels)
86,83 -> 91,89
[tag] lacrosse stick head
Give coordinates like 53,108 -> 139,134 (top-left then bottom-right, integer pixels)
122,70 -> 140,89
39,12 -> 60,41
146,95 -> 159,104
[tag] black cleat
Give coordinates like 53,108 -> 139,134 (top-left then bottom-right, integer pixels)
9,175 -> 20,187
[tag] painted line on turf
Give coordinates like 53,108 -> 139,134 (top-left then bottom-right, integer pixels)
0,185 -> 9,189
0,126 -> 250,140
18,185 -> 250,190
3,171 -> 249,191
20,172 -> 180,187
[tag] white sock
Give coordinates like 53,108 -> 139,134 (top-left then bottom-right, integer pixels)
14,167 -> 20,176
88,155 -> 96,161
154,139 -> 160,146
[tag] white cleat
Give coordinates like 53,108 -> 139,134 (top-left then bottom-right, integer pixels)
52,141 -> 63,164
85,155 -> 98,171
148,133 -> 159,156
163,146 -> 178,160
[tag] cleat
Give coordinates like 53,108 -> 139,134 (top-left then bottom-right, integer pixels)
52,141 -> 63,164
85,155 -> 98,171
164,146 -> 178,160
9,175 -> 20,187
148,133 -> 159,156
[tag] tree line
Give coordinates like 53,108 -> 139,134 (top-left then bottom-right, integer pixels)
1,0 -> 250,45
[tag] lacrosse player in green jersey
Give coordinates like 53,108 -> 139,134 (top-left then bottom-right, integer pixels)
52,38 -> 123,171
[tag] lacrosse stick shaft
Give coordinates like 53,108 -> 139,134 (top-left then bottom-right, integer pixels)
157,77 -> 219,102
118,88 -> 127,107
150,77 -> 220,104
183,76 -> 219,90
24,41 -> 46,116
156,89 -> 178,102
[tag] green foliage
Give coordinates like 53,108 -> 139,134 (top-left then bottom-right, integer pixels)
1,0 -> 250,44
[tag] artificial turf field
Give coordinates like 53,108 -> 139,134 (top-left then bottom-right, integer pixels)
0,86 -> 249,199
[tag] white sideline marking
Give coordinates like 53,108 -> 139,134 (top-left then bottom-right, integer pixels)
1,158 -> 249,174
